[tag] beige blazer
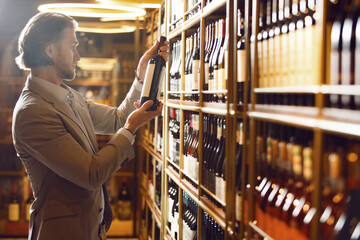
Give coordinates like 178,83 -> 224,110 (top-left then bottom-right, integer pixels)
12,76 -> 140,240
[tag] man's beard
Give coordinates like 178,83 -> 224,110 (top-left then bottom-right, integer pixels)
62,69 -> 76,81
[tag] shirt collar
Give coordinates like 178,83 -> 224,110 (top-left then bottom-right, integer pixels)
30,75 -> 71,103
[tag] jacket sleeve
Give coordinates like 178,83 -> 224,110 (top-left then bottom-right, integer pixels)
13,104 -> 134,191
86,81 -> 141,135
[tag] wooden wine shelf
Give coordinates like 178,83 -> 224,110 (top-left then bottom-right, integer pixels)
320,85 -> 360,95
180,169 -> 199,186
142,186 -> 161,227
167,157 -> 180,171
184,1 -> 202,17
199,196 -> 226,229
180,178 -> 199,200
319,119 -> 360,138
153,204 -> 162,227
168,25 -> 183,40
166,101 -> 201,111
202,0 -> 226,18
253,105 -> 319,118
248,221 -> 274,240
139,140 -> 162,163
322,108 -> 360,125
165,167 -> 180,185
248,111 -> 318,129
183,11 -> 201,31
202,104 -> 228,116
166,99 -> 181,106
254,86 -> 321,94
200,185 -> 226,207
249,108 -> 360,137
166,166 -> 200,201
140,137 -> 154,149
168,0 -> 227,40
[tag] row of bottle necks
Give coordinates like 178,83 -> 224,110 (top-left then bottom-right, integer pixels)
169,12 -> 246,104
253,121 -> 360,239
168,180 -> 225,240
169,0 -> 219,31
167,0 -> 360,110
165,107 -> 360,239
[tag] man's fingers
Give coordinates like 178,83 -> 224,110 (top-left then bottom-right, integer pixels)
140,100 -> 154,111
146,40 -> 160,56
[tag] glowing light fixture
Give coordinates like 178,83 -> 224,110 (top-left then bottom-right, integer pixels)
100,16 -> 145,21
77,25 -> 136,34
77,21 -> 136,33
38,3 -> 146,19
96,0 -> 161,9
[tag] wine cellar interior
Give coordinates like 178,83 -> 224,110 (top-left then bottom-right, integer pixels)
0,0 -> 359,239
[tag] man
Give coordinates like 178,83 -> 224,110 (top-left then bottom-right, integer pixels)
12,12 -> 168,240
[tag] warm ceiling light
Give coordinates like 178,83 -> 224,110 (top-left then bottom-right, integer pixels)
100,16 -> 145,21
77,22 -> 136,34
97,0 -> 161,8
38,3 -> 146,19
140,3 -> 161,8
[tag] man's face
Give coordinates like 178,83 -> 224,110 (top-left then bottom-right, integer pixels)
52,28 -> 81,81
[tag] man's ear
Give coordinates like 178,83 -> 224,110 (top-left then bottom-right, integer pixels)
45,44 -> 54,60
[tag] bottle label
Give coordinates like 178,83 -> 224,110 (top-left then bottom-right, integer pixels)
237,50 -> 246,83
204,63 -> 210,85
262,38 -> 268,87
329,153 -> 341,179
194,158 -> 199,181
355,47 -> 360,85
342,49 -> 351,85
216,176 -> 222,199
209,76 -> 214,91
258,35 -> 263,87
236,193 -> 242,221
214,69 -> 219,91
218,68 -> 224,90
193,60 -> 200,90
292,145 -> 303,176
296,27 -> 305,86
225,50 -> 229,81
288,27 -> 297,85
221,178 -> 226,203
303,147 -> 313,182
274,34 -> 281,86
8,203 -> 20,222
268,36 -> 274,83
141,63 -> 155,98
282,32 -> 289,86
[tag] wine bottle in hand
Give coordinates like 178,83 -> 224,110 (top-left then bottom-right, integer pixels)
140,36 -> 167,111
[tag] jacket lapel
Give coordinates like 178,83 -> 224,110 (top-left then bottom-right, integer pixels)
72,93 -> 99,153
25,77 -> 97,153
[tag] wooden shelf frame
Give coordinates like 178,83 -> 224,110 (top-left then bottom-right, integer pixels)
138,0 -> 247,239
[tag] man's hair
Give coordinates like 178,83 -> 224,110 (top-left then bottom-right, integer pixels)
15,12 -> 78,70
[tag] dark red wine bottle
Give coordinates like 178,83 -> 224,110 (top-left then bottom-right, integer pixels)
140,36 -> 167,111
